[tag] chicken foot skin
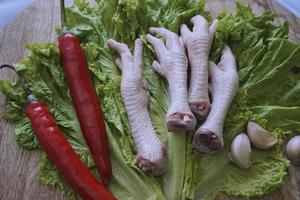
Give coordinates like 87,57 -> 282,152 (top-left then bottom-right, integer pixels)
193,45 -> 239,155
107,38 -> 167,175
147,27 -> 196,132
181,15 -> 218,120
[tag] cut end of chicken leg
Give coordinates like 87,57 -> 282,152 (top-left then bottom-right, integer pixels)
193,128 -> 223,155
189,101 -> 211,120
166,112 -> 196,132
137,146 -> 167,176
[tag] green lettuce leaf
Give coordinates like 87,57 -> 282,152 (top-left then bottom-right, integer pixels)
1,1 -> 300,200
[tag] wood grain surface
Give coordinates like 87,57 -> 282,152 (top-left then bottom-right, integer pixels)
0,0 -> 300,199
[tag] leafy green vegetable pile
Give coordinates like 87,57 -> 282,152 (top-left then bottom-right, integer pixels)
1,0 -> 300,199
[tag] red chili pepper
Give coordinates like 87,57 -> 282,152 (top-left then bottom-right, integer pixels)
26,100 -> 116,200
58,33 -> 112,185
0,64 -> 116,200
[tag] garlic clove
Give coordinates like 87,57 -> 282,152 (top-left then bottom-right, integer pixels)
247,121 -> 278,150
229,133 -> 251,169
286,135 -> 300,166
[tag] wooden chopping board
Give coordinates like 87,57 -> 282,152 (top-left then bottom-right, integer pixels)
1,0 -> 300,199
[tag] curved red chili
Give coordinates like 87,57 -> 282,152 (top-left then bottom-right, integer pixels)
1,64 -> 115,199
58,33 -> 112,185
26,100 -> 116,200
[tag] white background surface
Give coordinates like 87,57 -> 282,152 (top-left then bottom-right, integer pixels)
276,0 -> 300,19
0,0 -> 35,28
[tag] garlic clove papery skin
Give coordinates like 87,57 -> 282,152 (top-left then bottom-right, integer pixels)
247,121 -> 278,150
229,133 -> 251,169
286,135 -> 300,166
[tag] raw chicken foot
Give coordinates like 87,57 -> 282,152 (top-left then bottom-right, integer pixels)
181,15 -> 218,120
147,27 -> 196,132
193,45 -> 239,155
107,38 -> 167,175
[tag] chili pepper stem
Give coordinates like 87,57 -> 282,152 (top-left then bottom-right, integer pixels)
0,64 -> 32,96
0,64 -> 15,71
60,0 -> 68,34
